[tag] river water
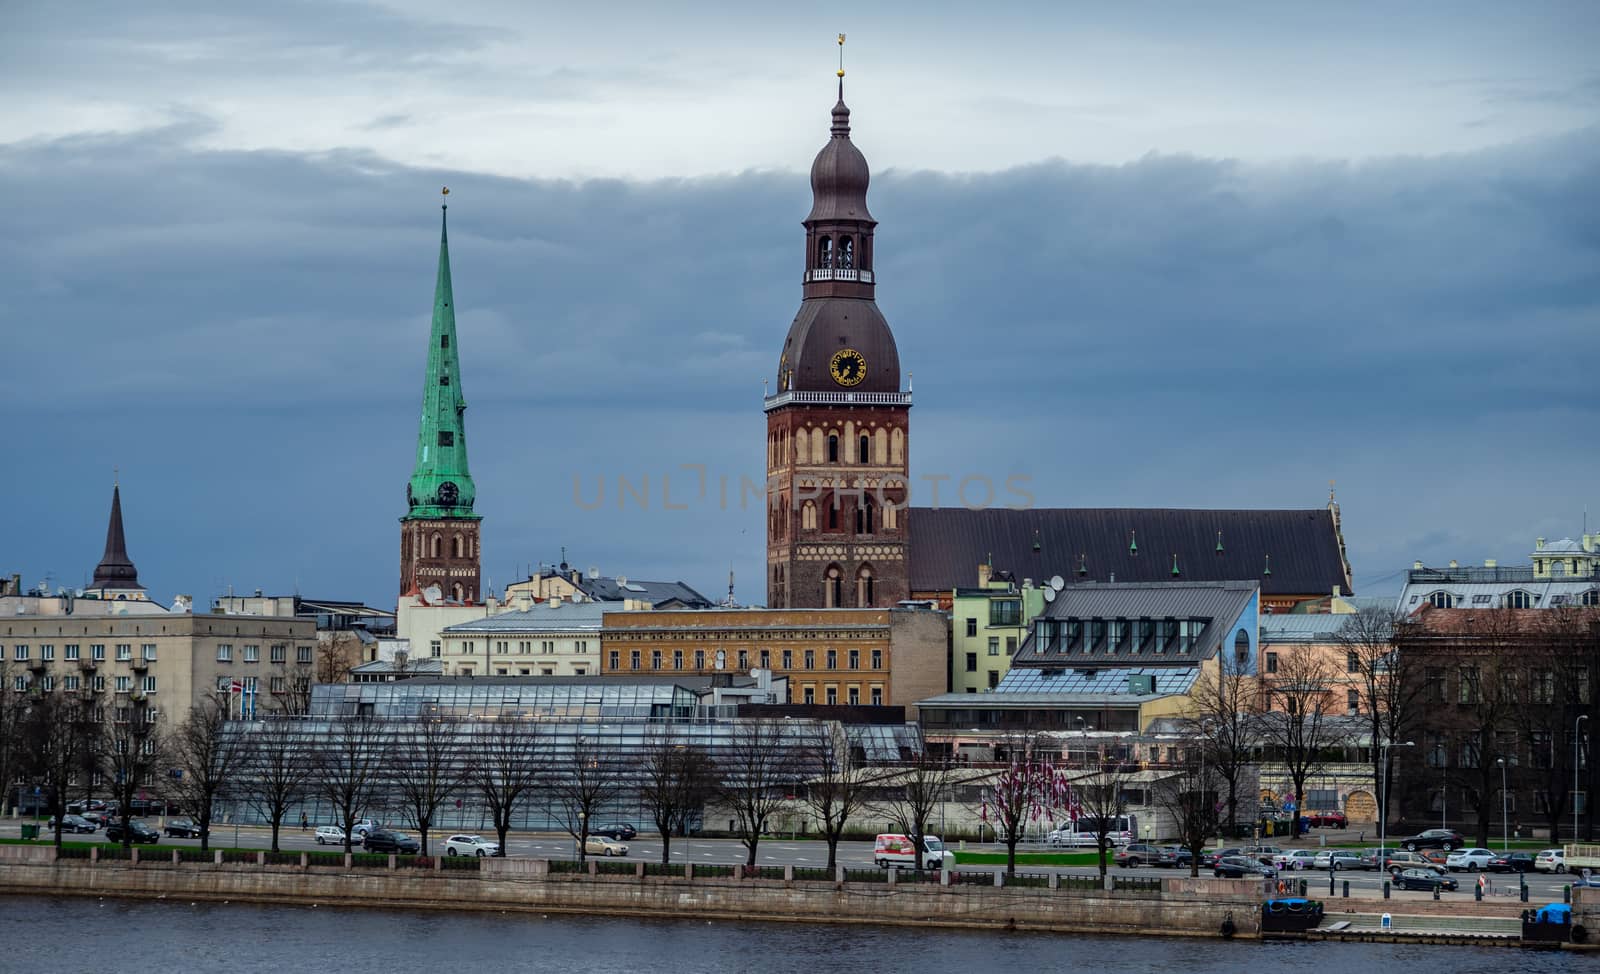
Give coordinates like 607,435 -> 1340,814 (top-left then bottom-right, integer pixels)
1,897 -> 1590,973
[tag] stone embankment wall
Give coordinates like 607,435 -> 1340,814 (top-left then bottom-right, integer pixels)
0,846 -> 1262,939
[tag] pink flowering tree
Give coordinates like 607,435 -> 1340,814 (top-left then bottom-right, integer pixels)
979,733 -> 1072,876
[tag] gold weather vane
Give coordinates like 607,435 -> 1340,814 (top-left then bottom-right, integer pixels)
837,33 -> 846,78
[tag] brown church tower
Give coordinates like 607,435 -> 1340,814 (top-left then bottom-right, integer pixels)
765,67 -> 910,609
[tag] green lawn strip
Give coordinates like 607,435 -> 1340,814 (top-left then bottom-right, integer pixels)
952,851 -> 1105,867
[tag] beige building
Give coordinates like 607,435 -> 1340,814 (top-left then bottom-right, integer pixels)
438,599 -> 613,677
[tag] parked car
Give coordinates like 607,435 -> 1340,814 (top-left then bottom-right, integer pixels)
1305,811 -> 1348,829
1246,845 -> 1284,864
1419,848 -> 1449,866
591,823 -> 637,841
350,818 -> 378,838
1385,851 -> 1447,875
66,800 -> 107,815
163,818 -> 208,839
444,834 -> 500,857
1394,867 -> 1458,892
1445,848 -> 1494,872
1275,850 -> 1321,870
584,835 -> 629,857
1201,847 -> 1243,868
1314,850 -> 1364,871
362,830 -> 420,854
46,814 -> 98,834
1115,844 -> 1165,868
1398,829 -> 1464,851
1534,849 -> 1567,874
1213,855 -> 1275,879
81,810 -> 111,827
1487,852 -> 1536,873
314,826 -> 348,845
1158,847 -> 1194,869
104,819 -> 160,844
1359,848 -> 1397,870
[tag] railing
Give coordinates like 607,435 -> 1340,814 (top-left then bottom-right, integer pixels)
643,862 -> 685,878
843,868 -> 886,883
1407,566 -> 1541,584
1058,873 -> 1101,891
594,860 -> 635,876
440,856 -> 482,872
763,390 -> 912,411
1112,875 -> 1161,893
791,866 -> 835,882
1008,872 -> 1052,889
804,268 -> 874,284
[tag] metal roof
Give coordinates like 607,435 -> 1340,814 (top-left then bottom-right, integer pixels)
908,507 -> 1350,597
1261,613 -> 1392,643
1010,581 -> 1257,667
444,601 -> 609,634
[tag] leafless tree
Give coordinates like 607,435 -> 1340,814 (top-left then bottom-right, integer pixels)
977,732 -> 1072,876
795,723 -> 881,871
238,715 -> 313,852
1185,659 -> 1259,827
717,719 -> 808,869
392,716 -> 467,855
22,689 -> 94,848
101,700 -> 168,849
1073,763 -> 1132,878
1153,753 -> 1218,877
168,696 -> 247,852
637,729 -> 717,864
1258,645 -> 1348,834
0,662 -> 23,818
1337,606 -> 1422,821
313,715 -> 384,853
551,732 -> 627,863
472,718 -> 546,856
882,744 -> 954,873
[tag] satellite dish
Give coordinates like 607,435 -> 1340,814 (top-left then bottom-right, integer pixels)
1050,575 -> 1065,591
423,584 -> 443,604
1043,588 -> 1057,602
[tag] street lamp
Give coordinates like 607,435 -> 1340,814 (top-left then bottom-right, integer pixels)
1497,758 -> 1508,851
1378,740 -> 1414,855
1577,714 -> 1589,843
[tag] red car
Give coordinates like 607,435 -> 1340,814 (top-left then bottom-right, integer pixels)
1305,811 -> 1347,828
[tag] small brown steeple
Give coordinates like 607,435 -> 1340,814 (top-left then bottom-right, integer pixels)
91,482 -> 142,591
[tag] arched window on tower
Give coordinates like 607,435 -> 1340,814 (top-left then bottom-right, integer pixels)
817,236 -> 833,269
856,495 -> 874,535
1233,628 -> 1251,673
838,236 -> 854,269
430,534 -> 442,559
828,500 -> 838,530
890,428 -> 905,465
828,434 -> 839,463
451,583 -> 464,601
859,435 -> 870,464
857,564 -> 874,606
801,500 -> 817,530
452,535 -> 465,559
825,564 -> 843,608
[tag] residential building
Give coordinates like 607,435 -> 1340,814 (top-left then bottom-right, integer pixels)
439,599 -> 610,677
505,560 -> 712,609
599,605 -> 948,714
1399,534 -> 1600,614
950,565 -> 1048,694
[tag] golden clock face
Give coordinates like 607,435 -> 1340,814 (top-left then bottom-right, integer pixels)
829,347 -> 867,387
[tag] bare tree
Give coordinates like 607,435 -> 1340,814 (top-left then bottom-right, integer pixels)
637,730 -> 717,864
718,719 -> 808,869
883,744 -> 953,873
1259,645 -> 1347,835
102,699 -> 168,849
795,723 -> 880,871
238,715 -> 313,852
1186,659 -> 1259,827
0,662 -> 23,819
1338,606 -> 1422,823
392,716 -> 467,855
314,716 -> 384,853
1153,754 -> 1218,877
168,696 -> 246,852
472,718 -> 545,856
551,733 -> 627,863
979,733 -> 1071,876
22,689 -> 93,849
1073,763 -> 1132,878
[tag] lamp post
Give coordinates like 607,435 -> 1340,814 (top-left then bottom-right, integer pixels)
1577,714 -> 1589,843
1378,740 -> 1414,855
1497,758 -> 1508,851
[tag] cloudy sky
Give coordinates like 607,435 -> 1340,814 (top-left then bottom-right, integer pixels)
2,1 -> 1596,608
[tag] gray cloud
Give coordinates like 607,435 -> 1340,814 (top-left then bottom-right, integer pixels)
1,118 -> 1596,606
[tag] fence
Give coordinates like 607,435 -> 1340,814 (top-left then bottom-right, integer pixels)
1112,875 -> 1161,893
643,862 -> 684,878
843,868 -> 886,884
1058,873 -> 1101,891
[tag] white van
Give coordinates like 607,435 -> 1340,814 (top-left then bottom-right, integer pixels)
874,833 -> 956,871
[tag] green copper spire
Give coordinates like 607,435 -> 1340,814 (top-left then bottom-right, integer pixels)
404,198 -> 479,521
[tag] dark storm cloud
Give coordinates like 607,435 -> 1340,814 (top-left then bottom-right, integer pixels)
2,121 -> 1596,605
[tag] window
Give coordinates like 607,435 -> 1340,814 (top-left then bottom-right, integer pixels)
987,637 -> 999,656
804,650 -> 816,670
825,649 -> 837,669
1458,666 -> 1480,704
825,686 -> 838,705
782,649 -> 793,669
694,649 -> 706,669
738,650 -> 749,670
1346,690 -> 1359,714
856,498 -> 874,535
870,687 -> 883,705
672,650 -> 684,670
39,675 -> 54,691
1496,730 -> 1518,766
270,644 -> 286,663
990,600 -> 1022,627
987,670 -> 1000,689
439,374 -> 450,386
827,435 -> 839,463
817,236 -> 832,268
116,644 -> 132,661
1532,669 -> 1555,705
630,650 -> 641,671
803,686 -> 815,704
1425,667 -> 1445,703
438,431 -> 454,447
760,650 -> 770,668
870,649 -> 882,669
1459,738 -> 1481,769
216,644 -> 233,662
41,644 -> 54,661
270,676 -> 286,693
64,675 -> 79,691
608,651 -> 620,670
1005,636 -> 1017,655
115,676 -> 132,693
141,676 -> 157,693
651,650 -> 662,670
430,640 -> 442,658
827,504 -> 838,530
838,236 -> 853,268
1428,591 -> 1454,609
297,646 -> 313,664
92,676 -> 105,691
11,676 -> 24,691
848,649 -> 860,670
848,687 -> 860,705
92,644 -> 105,661
965,653 -> 978,673
1425,732 -> 1447,769
965,618 -> 977,638
1347,652 -> 1360,673
441,334 -> 449,348
1531,731 -> 1554,769
825,565 -> 842,607
243,644 -> 259,663
1264,652 -> 1278,674
1505,590 -> 1535,609
12,645 -> 27,661
858,435 -> 870,464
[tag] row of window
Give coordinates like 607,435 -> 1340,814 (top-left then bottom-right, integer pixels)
215,644 -> 312,663
769,426 -> 906,468
214,675 -> 308,695
1421,666 -> 1590,705
1418,589 -> 1599,609
1033,618 -> 1217,656
450,640 -> 593,656
0,643 -> 155,662
1421,730 -> 1589,771
796,684 -> 882,706
608,647 -> 884,672
962,601 -> 1023,636
10,674 -> 156,693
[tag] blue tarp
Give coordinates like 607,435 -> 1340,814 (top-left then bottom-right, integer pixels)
1536,903 -> 1571,923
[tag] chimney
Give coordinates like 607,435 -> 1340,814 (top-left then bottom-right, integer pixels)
547,596 -> 560,608
1448,560 -> 1459,569
1413,560 -> 1423,570
1485,559 -> 1498,568
1536,538 -> 1546,550
1332,584 -> 1341,597
977,563 -> 992,587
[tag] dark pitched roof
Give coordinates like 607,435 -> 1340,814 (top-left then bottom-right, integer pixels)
576,577 -> 713,608
908,507 -> 1350,598
1010,581 -> 1258,667
91,484 -> 141,590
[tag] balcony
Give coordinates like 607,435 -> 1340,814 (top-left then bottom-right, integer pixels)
79,658 -> 98,671
763,389 -> 913,411
25,658 -> 46,672
131,658 -> 150,672
803,267 -> 873,284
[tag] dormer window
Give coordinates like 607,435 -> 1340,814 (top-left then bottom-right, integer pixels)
1505,590 -> 1536,609
441,335 -> 450,349
1089,619 -> 1106,652
439,374 -> 451,386
1428,591 -> 1454,609
1065,619 -> 1083,651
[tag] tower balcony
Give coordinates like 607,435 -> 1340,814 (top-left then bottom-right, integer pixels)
804,267 -> 873,284
764,389 -> 912,412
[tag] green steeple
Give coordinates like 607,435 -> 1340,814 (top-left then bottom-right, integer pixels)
403,200 -> 479,522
